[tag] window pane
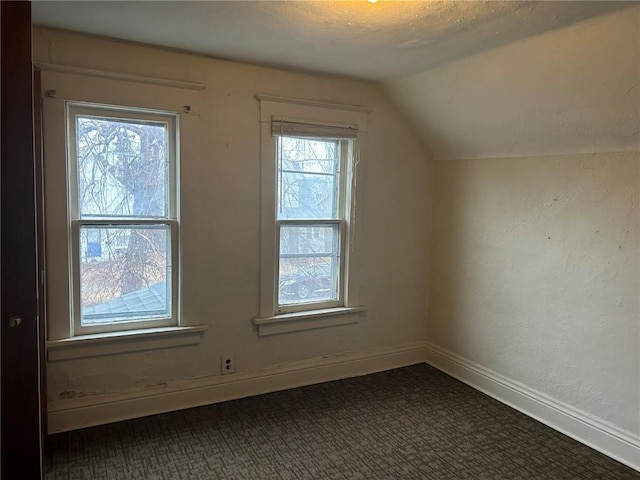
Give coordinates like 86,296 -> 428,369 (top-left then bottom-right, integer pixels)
76,116 -> 168,218
277,137 -> 339,220
79,225 -> 171,325
278,224 -> 339,305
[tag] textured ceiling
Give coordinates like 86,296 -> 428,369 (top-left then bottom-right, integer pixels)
385,6 -> 640,159
32,1 -> 639,160
32,1 -> 629,81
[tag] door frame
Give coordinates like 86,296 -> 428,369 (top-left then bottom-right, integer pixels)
1,1 -> 44,477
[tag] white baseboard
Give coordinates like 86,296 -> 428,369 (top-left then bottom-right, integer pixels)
47,342 -> 426,434
48,341 -> 639,472
424,342 -> 640,472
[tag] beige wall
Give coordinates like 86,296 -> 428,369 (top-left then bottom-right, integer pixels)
35,29 -> 431,403
428,151 -> 639,436
383,6 -> 640,464
34,19 -> 639,460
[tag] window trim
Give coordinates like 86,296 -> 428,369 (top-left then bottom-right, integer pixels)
47,325 -> 205,361
66,102 -> 180,336
256,96 -> 368,331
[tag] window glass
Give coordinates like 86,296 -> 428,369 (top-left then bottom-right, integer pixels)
79,225 -> 171,325
76,116 -> 168,218
278,223 -> 339,305
277,137 -> 339,220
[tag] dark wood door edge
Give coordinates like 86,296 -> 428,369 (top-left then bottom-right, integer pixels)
1,1 -> 44,477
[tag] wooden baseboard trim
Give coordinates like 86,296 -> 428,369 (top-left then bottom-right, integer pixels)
48,342 -> 426,433
424,342 -> 640,472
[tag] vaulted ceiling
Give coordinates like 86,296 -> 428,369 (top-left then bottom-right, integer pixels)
32,1 -> 639,159
385,5 -> 640,159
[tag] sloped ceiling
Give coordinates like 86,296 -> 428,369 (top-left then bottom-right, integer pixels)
33,1 -> 628,81
32,1 -> 639,159
384,5 -> 640,159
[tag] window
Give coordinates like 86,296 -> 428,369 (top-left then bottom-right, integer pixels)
67,104 -> 179,335
256,97 -> 368,331
276,133 -> 350,311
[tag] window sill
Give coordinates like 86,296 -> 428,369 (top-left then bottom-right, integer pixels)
47,325 -> 206,361
253,307 -> 366,337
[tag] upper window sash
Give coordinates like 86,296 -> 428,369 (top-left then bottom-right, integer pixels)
276,136 -> 346,222
67,103 -> 178,222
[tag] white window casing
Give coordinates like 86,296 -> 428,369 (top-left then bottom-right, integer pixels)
41,70 -> 204,356
255,96 -> 369,334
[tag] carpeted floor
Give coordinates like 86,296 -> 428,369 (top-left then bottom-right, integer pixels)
44,364 -> 639,479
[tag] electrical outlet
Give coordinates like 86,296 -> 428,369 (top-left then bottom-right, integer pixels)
221,354 -> 235,375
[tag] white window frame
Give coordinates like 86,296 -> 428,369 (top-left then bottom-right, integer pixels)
275,140 -> 349,314
256,96 -> 368,328
66,103 -> 180,336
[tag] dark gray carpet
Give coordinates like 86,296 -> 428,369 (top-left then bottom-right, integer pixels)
44,364 -> 639,479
